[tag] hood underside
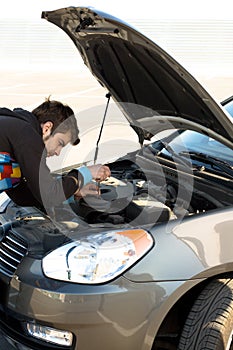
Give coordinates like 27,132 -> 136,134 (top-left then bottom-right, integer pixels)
42,7 -> 233,145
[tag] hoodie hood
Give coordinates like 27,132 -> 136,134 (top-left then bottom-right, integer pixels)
42,7 -> 233,147
0,108 -> 41,134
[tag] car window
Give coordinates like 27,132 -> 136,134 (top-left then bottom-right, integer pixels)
150,99 -> 233,166
165,130 -> 233,164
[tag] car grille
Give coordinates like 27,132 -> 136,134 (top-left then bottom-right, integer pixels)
0,228 -> 28,278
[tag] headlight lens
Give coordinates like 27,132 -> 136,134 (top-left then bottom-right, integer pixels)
42,229 -> 153,284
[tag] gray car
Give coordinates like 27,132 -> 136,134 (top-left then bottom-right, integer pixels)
1,6 -> 233,350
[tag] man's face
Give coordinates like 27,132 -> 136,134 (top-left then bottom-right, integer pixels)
42,121 -> 72,157
44,131 -> 71,157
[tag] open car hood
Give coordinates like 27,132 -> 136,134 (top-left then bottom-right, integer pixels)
42,7 -> 233,146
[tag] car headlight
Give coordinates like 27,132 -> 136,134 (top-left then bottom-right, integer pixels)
42,229 -> 153,284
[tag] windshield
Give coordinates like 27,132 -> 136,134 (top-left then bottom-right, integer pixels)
160,130 -> 233,166
150,99 -> 233,166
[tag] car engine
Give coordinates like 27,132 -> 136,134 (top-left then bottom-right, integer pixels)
71,156 -> 233,227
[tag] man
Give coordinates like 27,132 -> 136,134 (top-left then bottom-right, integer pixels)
0,98 -> 110,211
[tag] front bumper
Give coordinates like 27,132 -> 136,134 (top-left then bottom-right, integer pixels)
0,257 -> 187,350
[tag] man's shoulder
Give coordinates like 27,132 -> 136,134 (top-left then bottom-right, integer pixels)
0,108 -> 39,131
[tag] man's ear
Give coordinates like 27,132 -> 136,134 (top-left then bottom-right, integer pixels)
41,121 -> 53,136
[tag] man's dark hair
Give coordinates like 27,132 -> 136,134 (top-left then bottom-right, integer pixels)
32,98 -> 80,145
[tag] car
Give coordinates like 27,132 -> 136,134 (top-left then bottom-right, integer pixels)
1,6 -> 233,350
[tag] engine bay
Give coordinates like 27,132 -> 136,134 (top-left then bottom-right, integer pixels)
70,156 -> 233,227
0,154 -> 233,260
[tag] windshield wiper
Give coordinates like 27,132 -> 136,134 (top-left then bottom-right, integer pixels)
157,143 -> 192,168
179,151 -> 233,179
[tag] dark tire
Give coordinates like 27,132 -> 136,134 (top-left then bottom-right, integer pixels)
178,278 -> 233,350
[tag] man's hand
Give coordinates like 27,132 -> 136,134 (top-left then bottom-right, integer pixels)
87,164 -> 111,182
74,183 -> 100,199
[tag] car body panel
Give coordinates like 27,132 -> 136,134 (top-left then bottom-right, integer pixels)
125,207 -> 233,282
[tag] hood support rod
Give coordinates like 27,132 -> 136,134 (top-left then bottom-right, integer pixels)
94,93 -> 111,164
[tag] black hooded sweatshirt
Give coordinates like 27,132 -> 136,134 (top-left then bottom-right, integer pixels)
0,107 -> 81,209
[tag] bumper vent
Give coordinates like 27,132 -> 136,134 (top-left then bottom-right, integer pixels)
0,228 -> 28,278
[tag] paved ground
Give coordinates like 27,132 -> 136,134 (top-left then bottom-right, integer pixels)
1,68 -> 233,109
